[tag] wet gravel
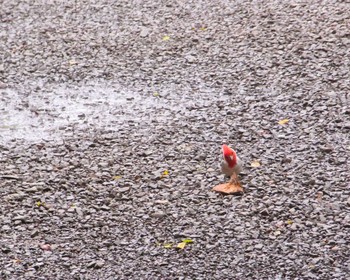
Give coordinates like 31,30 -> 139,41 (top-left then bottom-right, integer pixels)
1,0 -> 350,279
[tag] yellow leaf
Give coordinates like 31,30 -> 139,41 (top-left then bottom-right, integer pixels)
162,35 -> 170,41
113,175 -> 122,180
278,119 -> 289,125
163,243 -> 172,249
160,170 -> 169,178
251,160 -> 261,168
182,238 -> 193,244
176,242 -> 186,250
36,201 -> 45,207
153,92 -> 159,97
287,220 -> 293,225
199,27 -> 207,31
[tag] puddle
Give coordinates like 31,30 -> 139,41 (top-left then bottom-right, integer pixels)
0,83 -> 228,145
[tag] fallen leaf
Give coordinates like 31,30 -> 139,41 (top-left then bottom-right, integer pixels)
212,174 -> 244,195
182,238 -> 193,244
199,27 -> 207,31
251,160 -> 261,168
278,119 -> 289,125
213,182 -> 243,194
176,242 -> 186,250
36,201 -> 45,207
274,230 -> 281,236
162,35 -> 170,41
153,92 -> 160,97
160,170 -> 169,178
286,220 -> 293,225
112,175 -> 122,180
163,243 -> 172,249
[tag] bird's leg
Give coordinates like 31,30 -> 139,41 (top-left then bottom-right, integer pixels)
229,173 -> 239,184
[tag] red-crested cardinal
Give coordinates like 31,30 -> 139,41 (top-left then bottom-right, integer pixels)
213,144 -> 244,194
220,144 -> 242,176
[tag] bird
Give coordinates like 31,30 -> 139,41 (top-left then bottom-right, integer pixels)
220,144 -> 242,177
213,144 -> 243,195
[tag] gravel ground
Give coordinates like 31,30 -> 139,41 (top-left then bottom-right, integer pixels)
1,0 -> 350,279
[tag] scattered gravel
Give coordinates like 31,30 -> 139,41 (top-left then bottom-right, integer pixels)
1,0 -> 350,279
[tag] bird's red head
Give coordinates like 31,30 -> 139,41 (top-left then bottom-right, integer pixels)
222,144 -> 237,168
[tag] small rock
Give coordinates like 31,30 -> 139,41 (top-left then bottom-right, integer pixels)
154,200 -> 169,204
336,158 -> 346,165
100,205 -> 110,211
185,55 -> 196,63
33,262 -> 44,268
87,260 -> 105,269
12,215 -> 28,222
116,187 -> 130,193
307,179 -> 316,186
174,232 -> 187,238
290,223 -> 298,231
259,209 -> 269,216
2,225 -> 11,231
281,157 -> 292,164
40,244 -> 52,251
320,145 -> 333,153
1,246 -> 11,253
151,211 -> 166,218
31,229 -> 39,237
140,27 -> 150,37
87,261 -> 96,268
75,207 -> 84,216
95,260 -> 105,268
1,175 -> 20,180
26,186 -> 38,193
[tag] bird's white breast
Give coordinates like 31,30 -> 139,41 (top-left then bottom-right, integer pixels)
220,156 -> 242,176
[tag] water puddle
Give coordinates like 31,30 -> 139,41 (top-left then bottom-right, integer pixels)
0,82 -> 228,145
